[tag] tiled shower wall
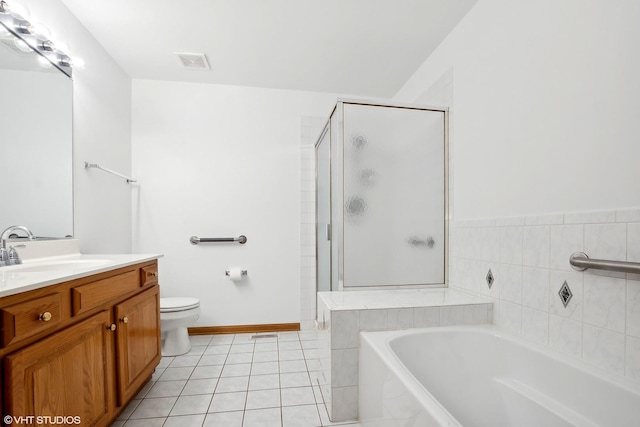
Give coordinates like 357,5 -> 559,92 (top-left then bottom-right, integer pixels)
300,116 -> 326,330
450,208 -> 640,383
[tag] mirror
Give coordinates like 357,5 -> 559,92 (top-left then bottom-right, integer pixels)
0,23 -> 73,238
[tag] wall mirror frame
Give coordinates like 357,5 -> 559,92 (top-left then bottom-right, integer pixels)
0,3 -> 74,239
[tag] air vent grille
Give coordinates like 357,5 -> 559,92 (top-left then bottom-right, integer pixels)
251,334 -> 278,340
174,52 -> 210,70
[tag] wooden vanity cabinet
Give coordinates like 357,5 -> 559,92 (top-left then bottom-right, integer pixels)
0,260 -> 161,427
4,310 -> 115,426
115,285 -> 161,405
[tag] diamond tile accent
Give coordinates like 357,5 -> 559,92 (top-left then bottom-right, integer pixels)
486,269 -> 494,289
558,280 -> 573,307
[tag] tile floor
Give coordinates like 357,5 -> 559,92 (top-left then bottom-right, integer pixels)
110,331 -> 361,427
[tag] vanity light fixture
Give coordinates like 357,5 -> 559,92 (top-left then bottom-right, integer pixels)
0,0 -> 73,77
1,0 -> 27,19
0,0 -> 15,15
38,39 -> 54,51
26,21 -> 50,40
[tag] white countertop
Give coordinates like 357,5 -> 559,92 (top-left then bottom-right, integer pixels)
318,287 -> 492,311
0,253 -> 162,298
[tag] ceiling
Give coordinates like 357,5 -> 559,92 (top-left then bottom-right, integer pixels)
60,0 -> 477,97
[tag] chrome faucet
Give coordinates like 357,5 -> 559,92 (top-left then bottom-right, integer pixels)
0,225 -> 35,266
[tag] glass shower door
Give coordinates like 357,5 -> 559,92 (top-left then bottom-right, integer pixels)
342,103 -> 445,287
315,123 -> 331,292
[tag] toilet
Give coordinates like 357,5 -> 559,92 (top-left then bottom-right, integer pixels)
159,297 -> 201,356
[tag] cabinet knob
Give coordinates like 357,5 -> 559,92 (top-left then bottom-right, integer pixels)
149,271 -> 158,277
120,316 -> 129,324
108,324 -> 117,331
38,312 -> 52,322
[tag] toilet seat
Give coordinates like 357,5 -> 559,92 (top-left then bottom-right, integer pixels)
160,297 -> 200,313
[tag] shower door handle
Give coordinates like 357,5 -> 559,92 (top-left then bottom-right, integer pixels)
326,224 -> 331,241
408,236 -> 435,248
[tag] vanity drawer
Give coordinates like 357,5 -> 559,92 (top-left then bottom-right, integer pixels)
0,293 -> 62,347
141,264 -> 158,287
72,270 -> 139,315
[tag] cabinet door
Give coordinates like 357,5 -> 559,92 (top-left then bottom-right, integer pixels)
4,310 -> 115,427
114,285 -> 161,405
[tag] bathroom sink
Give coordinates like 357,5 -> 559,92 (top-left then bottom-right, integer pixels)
9,259 -> 112,273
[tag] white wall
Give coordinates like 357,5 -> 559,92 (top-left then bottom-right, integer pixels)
395,0 -> 640,220
131,80 -> 336,327
27,0 -> 132,253
395,0 -> 640,382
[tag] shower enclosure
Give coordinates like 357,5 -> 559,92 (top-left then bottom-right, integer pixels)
315,99 -> 447,292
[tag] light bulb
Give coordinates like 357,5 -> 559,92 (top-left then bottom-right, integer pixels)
39,39 -> 55,51
27,22 -> 51,40
58,55 -> 83,69
8,1 -> 29,20
13,37 -> 32,53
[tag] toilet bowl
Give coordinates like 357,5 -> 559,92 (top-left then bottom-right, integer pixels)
160,297 -> 200,356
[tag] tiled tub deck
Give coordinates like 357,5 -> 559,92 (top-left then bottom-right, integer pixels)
316,288 -> 493,422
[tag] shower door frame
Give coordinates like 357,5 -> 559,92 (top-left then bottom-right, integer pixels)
314,115 -> 334,295
315,98 -> 449,293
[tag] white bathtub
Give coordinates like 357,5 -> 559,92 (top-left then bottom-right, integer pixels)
359,325 -> 640,427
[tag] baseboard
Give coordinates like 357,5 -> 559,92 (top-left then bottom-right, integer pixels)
188,323 -> 300,335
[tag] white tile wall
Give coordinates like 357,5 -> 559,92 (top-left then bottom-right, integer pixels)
317,290 -> 492,422
300,116 -> 327,330
626,336 -> 640,381
450,207 -> 640,383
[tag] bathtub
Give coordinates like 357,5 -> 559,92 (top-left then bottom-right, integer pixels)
359,325 -> 640,427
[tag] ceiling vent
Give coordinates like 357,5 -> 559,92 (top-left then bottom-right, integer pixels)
174,52 -> 210,70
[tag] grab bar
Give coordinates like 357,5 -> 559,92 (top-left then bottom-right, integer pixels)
190,235 -> 247,245
569,252 -> 640,274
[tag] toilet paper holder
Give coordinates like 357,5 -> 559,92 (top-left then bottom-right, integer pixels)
225,269 -> 247,277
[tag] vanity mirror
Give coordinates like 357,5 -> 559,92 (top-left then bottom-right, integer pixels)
0,5 -> 73,238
